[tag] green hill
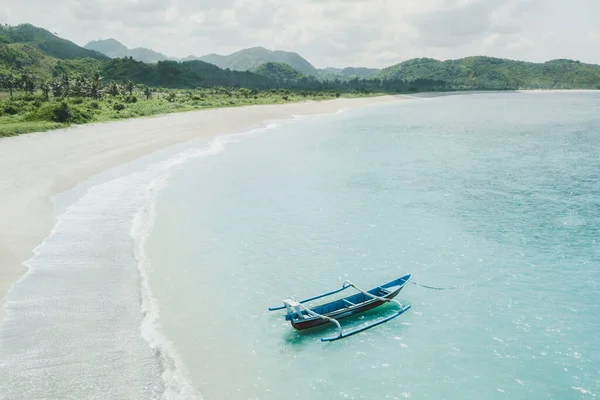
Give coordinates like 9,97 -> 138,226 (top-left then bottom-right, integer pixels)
2,23 -> 600,93
84,39 -> 171,63
0,25 -> 107,79
379,56 -> 600,90
0,24 -> 277,89
0,23 -> 109,79
83,41 -> 319,75
0,24 -> 107,61
252,62 -> 303,83
197,47 -> 318,75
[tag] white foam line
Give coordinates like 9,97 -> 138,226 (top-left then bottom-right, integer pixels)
2,181 -> 108,315
131,174 -> 200,400
3,108 -> 343,398
128,123 -> 284,399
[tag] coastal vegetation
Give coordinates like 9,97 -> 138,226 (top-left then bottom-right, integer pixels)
378,57 -> 600,90
0,82 -> 365,137
0,25 -> 380,137
1,22 -> 600,137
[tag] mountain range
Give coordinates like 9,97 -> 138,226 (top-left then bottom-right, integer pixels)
83,39 -> 171,63
83,38 -> 371,78
2,23 -> 600,92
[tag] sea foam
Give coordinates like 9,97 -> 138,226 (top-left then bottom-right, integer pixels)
0,123 -> 280,400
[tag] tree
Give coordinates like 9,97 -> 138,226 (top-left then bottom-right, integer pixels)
51,80 -> 63,97
107,81 -> 120,97
124,79 -> 134,96
143,86 -> 152,100
72,75 -> 87,97
1,75 -> 16,97
90,71 -> 103,100
39,81 -> 50,100
20,73 -> 35,95
238,88 -> 251,98
61,73 -> 70,97
220,87 -> 232,97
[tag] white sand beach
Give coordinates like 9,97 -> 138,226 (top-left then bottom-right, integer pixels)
0,95 -> 407,321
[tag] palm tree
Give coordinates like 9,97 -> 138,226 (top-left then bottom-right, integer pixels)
90,71 -> 103,100
61,73 -> 70,97
2,75 -> 16,97
51,79 -> 63,97
39,81 -> 50,100
20,73 -> 35,95
238,88 -> 251,99
79,75 -> 89,97
124,80 -> 134,97
107,81 -> 120,97
72,75 -> 87,98
143,86 -> 152,100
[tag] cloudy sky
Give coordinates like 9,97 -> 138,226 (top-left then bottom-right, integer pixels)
2,0 -> 600,68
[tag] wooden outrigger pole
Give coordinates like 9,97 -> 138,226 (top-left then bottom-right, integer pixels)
321,281 -> 411,342
267,281 -> 353,311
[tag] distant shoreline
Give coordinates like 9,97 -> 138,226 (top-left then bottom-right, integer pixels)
515,89 -> 600,93
2,88 -> 597,138
407,89 -> 599,98
0,92 -> 387,138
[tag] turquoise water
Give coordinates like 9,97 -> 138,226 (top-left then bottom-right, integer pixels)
147,92 -> 600,399
1,92 -> 599,399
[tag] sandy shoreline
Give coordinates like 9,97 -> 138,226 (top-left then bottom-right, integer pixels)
0,95 -> 410,321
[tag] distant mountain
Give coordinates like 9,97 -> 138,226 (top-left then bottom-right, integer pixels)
81,40 -> 381,79
83,39 -> 128,57
197,47 -> 318,75
0,23 -> 108,61
127,47 -> 171,63
0,24 -> 275,88
2,23 -> 600,92
378,56 -> 600,90
84,39 -> 170,63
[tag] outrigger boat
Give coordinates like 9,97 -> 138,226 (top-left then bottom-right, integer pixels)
269,274 -> 412,342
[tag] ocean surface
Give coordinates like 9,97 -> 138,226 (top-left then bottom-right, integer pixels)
1,92 -> 599,400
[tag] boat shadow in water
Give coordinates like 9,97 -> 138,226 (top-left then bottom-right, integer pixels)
282,301 -> 411,345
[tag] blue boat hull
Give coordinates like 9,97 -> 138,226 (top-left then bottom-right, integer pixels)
289,274 -> 411,330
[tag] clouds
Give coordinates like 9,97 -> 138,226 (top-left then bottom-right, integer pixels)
410,1 -> 497,47
3,0 -> 599,67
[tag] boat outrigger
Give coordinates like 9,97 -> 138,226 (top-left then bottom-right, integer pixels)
268,274 -> 412,342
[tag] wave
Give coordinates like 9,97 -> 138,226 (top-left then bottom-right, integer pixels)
2,106 -> 348,399
128,123 -> 282,399
131,174 -> 199,400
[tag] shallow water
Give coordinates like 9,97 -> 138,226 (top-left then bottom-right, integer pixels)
1,92 -> 599,400
147,92 -> 600,399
